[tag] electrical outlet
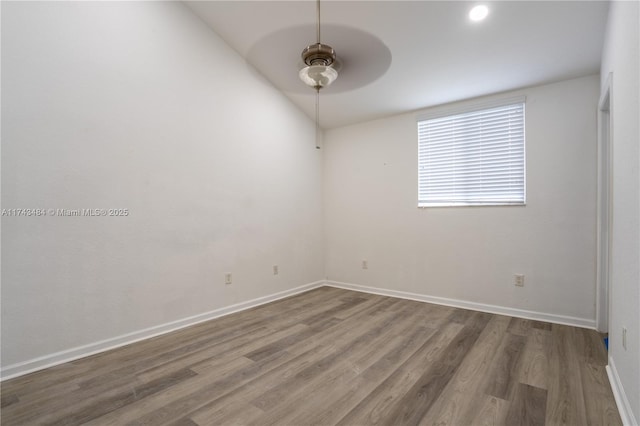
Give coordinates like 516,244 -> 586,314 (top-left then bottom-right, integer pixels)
225,273 -> 232,285
622,327 -> 627,350
514,274 -> 525,287
362,260 -> 368,270
273,265 -> 279,275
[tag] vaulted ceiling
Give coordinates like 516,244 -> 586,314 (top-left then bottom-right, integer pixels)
187,1 -> 609,129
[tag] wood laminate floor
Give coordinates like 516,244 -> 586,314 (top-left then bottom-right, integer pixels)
0,287 -> 621,425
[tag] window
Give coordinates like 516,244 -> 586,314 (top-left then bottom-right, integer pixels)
417,98 -> 525,207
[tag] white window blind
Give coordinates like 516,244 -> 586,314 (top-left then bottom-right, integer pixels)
417,101 -> 525,207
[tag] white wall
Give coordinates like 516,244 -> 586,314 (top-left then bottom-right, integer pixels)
1,1 -> 323,371
324,75 -> 600,325
600,1 -> 640,423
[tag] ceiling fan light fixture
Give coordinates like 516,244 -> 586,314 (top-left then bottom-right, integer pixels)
299,64 -> 338,89
299,42 -> 338,89
469,4 -> 489,21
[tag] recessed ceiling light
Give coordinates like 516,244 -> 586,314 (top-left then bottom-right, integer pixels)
469,5 -> 489,22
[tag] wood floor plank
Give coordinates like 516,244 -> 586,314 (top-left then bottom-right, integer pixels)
82,293 -> 364,425
244,312 -> 436,425
332,293 -> 387,319
1,324 -> 305,424
183,299 -> 382,378
505,383 -> 548,426
125,351 -> 296,426
580,362 -> 622,425
484,332 -> 527,400
249,315 -> 417,413
422,314 -> 511,425
190,397 -> 265,426
39,368 -> 198,426
381,312 -> 493,425
0,393 -> 19,408
283,298 -> 402,357
517,328 -> 551,390
447,307 -> 476,324
458,394 -> 510,426
166,418 -> 200,426
507,317 -> 535,336
575,327 -> 608,366
244,325 -> 325,362
302,295 -> 368,326
280,326 -> 437,426
0,362 -> 90,403
532,320 -> 553,331
0,288 -> 622,426
76,321 -> 268,388
334,321 -> 466,425
81,352 -> 288,426
121,298 -> 405,425
135,325 -> 274,383
184,301 -> 422,425
545,324 -> 589,426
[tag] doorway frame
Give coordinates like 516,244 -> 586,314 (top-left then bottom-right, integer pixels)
596,72 -> 613,333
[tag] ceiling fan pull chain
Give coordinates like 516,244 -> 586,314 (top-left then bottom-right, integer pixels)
316,88 -> 321,149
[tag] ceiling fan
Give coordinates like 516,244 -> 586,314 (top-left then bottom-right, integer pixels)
297,0 -> 339,149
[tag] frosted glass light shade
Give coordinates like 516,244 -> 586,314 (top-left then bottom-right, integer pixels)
469,5 -> 489,21
299,65 -> 338,89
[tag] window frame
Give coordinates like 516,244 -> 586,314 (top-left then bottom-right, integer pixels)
416,96 -> 527,208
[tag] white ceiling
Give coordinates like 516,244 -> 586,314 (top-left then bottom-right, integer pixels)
186,1 -> 609,129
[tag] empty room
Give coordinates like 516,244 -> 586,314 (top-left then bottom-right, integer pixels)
1,1 -> 638,425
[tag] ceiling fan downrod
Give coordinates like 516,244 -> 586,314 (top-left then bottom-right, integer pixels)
299,0 -> 338,91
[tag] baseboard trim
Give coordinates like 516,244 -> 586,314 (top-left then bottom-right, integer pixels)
325,280 -> 596,329
607,357 -> 639,426
0,279 -> 599,381
0,280 -> 324,381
